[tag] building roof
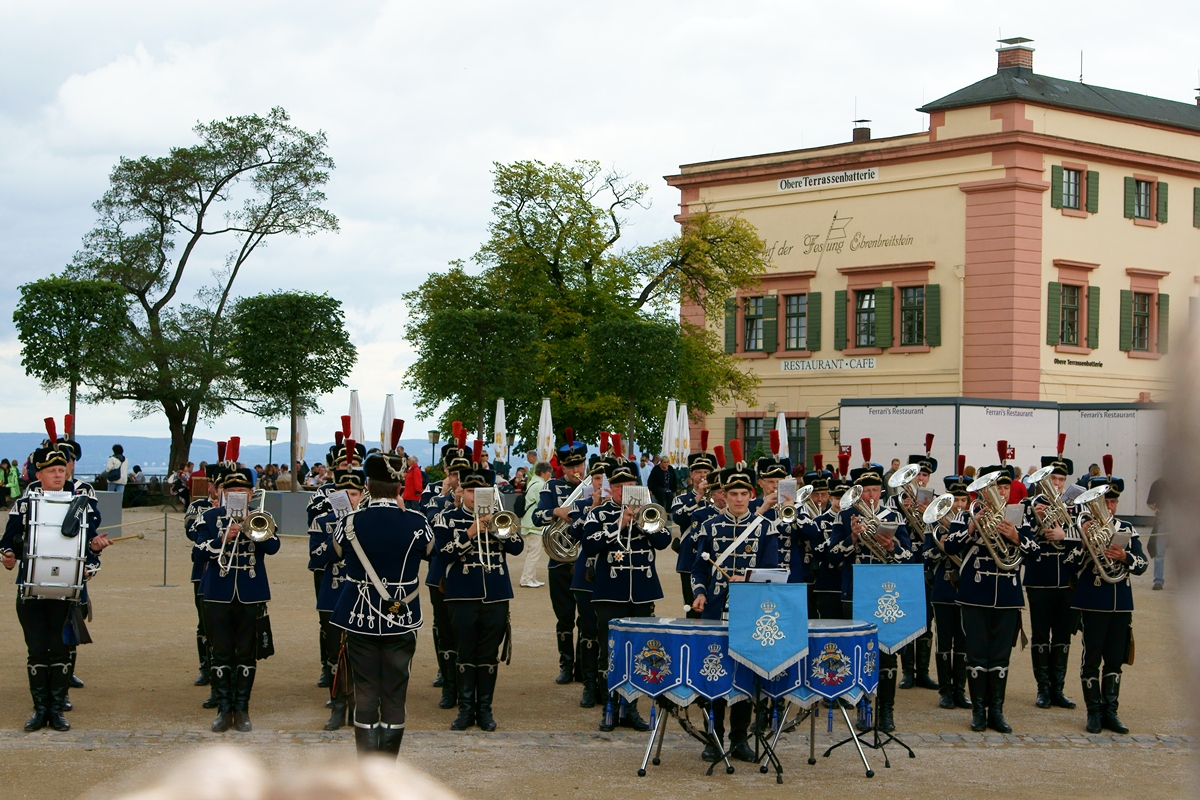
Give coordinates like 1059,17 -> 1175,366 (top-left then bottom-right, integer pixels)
918,67 -> 1200,134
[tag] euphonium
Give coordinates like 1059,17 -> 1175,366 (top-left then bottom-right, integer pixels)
887,463 -> 928,542
542,481 -> 587,563
841,484 -> 893,562
1028,465 -> 1071,551
798,484 -> 820,518
1073,484 -> 1129,585
965,472 -> 1023,571
922,492 -> 963,573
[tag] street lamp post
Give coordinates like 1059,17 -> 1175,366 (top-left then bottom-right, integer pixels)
428,430 -> 440,471
265,425 -> 279,465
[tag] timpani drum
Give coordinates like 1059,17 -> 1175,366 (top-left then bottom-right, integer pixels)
21,490 -> 89,601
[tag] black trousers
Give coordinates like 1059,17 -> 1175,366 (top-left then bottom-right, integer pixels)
16,598 -> 71,667
712,697 -> 752,740
679,573 -> 700,620
811,589 -> 843,620
959,605 -> 1020,671
1079,610 -> 1131,682
1027,587 -> 1073,651
548,565 -> 577,655
595,601 -> 654,675
450,600 -> 508,668
573,590 -> 598,642
318,610 -> 341,667
312,569 -> 323,665
347,631 -> 416,727
932,602 -> 965,655
205,599 -> 260,668
192,582 -> 207,644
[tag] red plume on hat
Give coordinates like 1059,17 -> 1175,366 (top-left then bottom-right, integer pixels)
957,454 -> 967,476
341,415 -> 352,438
1057,433 -> 1067,457
599,431 -> 610,454
700,430 -> 709,453
769,429 -> 780,456
456,430 -> 467,451
996,440 -> 1008,466
217,441 -> 227,462
860,437 -> 871,465
565,427 -> 575,446
612,434 -> 624,460
713,445 -> 726,469
813,453 -> 824,470
925,433 -> 934,457
452,420 -> 462,437
44,417 -> 57,445
1103,454 -> 1113,479
390,419 -> 404,453
838,450 -> 851,477
344,439 -> 356,463
227,436 -> 241,463
64,415 -> 74,440
729,439 -> 743,467
335,431 -> 344,446
472,439 -> 484,466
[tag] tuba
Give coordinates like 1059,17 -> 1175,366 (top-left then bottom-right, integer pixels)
1027,465 -> 1071,551
1073,485 -> 1129,584
965,472 -> 1023,571
542,481 -> 587,563
841,484 -> 894,562
887,463 -> 928,542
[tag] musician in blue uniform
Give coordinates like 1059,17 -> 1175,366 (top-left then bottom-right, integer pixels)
921,472 -> 972,710
2,428 -> 110,732
434,441 -> 524,732
807,463 -> 846,620
531,429 -> 588,685
420,429 -> 466,514
330,450 -> 433,756
889,446 -> 940,691
583,439 -> 669,733
194,447 -> 280,733
1069,469 -> 1148,734
311,467 -> 366,730
425,437 -> 471,711
1026,445 -> 1080,711
690,444 -> 780,762
828,454 -> 916,732
185,454 -> 222,708
671,435 -> 715,620
564,453 -> 611,708
777,467 -> 825,593
943,463 -> 1039,733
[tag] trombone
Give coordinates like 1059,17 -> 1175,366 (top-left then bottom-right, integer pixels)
218,489 -> 277,573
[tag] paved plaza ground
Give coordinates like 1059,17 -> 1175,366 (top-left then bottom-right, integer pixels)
0,508 -> 1194,798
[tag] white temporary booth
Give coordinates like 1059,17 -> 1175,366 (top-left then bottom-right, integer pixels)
1058,403 -> 1165,519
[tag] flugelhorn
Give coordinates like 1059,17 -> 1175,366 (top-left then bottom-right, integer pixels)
1073,484 -> 1129,584
965,472 -> 1022,571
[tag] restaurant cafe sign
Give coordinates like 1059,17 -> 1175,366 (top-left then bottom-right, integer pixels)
781,357 -> 877,372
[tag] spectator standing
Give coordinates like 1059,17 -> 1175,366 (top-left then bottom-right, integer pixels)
646,458 -> 679,510
1147,477 -> 1168,590
882,458 -> 902,497
519,462 -> 551,588
0,459 -> 12,508
103,445 -> 129,492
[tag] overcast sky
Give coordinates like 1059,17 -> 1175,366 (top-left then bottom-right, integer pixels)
2,1 -> 1196,447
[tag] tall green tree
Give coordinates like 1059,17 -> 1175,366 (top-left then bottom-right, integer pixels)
13,277 -> 130,432
69,107 -> 338,469
405,159 -> 765,448
230,291 -> 355,491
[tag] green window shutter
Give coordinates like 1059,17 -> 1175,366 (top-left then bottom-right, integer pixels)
1087,286 -> 1101,350
1158,293 -> 1170,354
1123,177 -> 1136,218
1119,290 -> 1133,352
724,298 -> 737,353
1086,170 -> 1099,213
833,290 -> 847,351
1050,165 -> 1064,208
1194,187 -> 1200,228
874,287 -> 893,348
806,291 -> 822,351
762,295 -> 778,353
924,284 -> 941,346
805,417 -> 821,470
1046,282 -> 1062,346
1156,181 -> 1169,223
724,417 -> 738,447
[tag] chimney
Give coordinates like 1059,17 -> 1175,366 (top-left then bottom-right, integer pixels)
1195,87 -> 1200,107
852,119 -> 871,142
996,36 -> 1034,72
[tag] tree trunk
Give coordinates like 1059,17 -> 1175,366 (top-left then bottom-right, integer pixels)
166,406 -> 188,472
69,380 -> 77,437
290,396 -> 299,493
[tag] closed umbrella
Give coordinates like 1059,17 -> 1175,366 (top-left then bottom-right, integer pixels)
775,411 -> 789,462
349,390 -> 366,443
296,415 -> 309,462
661,399 -> 678,465
536,398 -> 555,463
677,403 -> 690,461
493,398 -> 508,463
380,394 -> 396,449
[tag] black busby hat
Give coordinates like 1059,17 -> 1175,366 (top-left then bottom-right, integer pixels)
828,478 -> 849,498
1040,455 -> 1074,476
804,470 -> 829,491
1086,475 -> 1124,499
364,452 -> 408,483
944,475 -> 970,497
850,464 -> 885,487
457,440 -> 495,488
979,464 -> 1015,484
602,434 -> 638,485
332,468 -> 367,491
756,429 -> 789,479
33,418 -> 70,471
220,468 -> 254,490
721,439 -> 756,491
557,428 -> 588,467
588,455 -> 613,477
907,454 -> 938,474
688,452 -> 717,472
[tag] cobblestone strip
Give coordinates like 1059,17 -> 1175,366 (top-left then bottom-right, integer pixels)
0,729 -> 1192,750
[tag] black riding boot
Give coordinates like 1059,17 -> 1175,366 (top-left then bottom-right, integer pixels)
1050,645 -> 1076,709
914,635 -> 939,689
620,698 -> 651,732
579,638 -> 598,708
952,653 -> 971,709
437,648 -> 458,710
354,724 -> 377,754
232,664 -> 255,732
1032,647 -> 1052,708
378,726 -> 404,755
69,647 -> 84,688
987,668 -> 1012,733
898,643 -> 915,689
968,668 -> 988,732
1101,673 -> 1129,734
574,637 -> 584,682
450,665 -> 477,730
24,664 -> 49,732
324,699 -> 348,731
555,632 -> 574,684
476,664 -> 498,732
877,666 -> 897,732
46,663 -> 71,731
210,664 -> 234,732
1082,676 -> 1103,733
195,635 -> 211,685
936,651 -> 955,709
600,691 -> 618,732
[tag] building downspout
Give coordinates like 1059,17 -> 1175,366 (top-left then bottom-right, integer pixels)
955,264 -> 965,397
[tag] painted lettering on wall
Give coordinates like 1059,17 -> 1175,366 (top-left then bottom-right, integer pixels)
778,169 -> 879,192
781,357 -> 876,372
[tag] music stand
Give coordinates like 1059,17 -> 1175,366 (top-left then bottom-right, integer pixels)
818,695 -> 878,777
638,697 -> 733,776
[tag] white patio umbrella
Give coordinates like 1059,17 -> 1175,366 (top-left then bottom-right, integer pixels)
295,414 -> 309,462
661,399 -> 678,464
677,403 -> 691,461
775,411 -> 789,461
493,398 -> 508,462
380,394 -> 396,449
536,398 -> 555,463
348,390 -> 366,443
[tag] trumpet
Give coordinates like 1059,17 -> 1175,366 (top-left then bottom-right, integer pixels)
1028,465 -> 1072,551
542,481 -> 586,563
218,489 -> 277,573
1074,484 -> 1129,584
888,463 -> 928,542
965,472 -> 1023,571
841,484 -> 894,562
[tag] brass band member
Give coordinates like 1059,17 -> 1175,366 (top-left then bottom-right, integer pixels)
921,459 -> 972,710
891,435 -> 939,691
185,448 -> 223,710
807,454 -> 847,620
424,431 -> 471,711
671,431 -> 715,620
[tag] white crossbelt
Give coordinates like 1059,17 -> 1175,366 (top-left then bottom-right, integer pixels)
343,517 -> 419,614
713,514 -> 767,568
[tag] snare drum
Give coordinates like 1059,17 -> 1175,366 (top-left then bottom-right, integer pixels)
21,491 -> 89,601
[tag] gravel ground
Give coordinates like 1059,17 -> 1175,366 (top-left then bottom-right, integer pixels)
0,508 -> 1194,798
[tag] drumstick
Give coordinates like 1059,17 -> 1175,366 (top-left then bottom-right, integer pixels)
107,531 -> 146,543
701,552 -> 733,582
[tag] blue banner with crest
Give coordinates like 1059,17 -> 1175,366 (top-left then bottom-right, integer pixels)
851,564 -> 926,654
727,582 -> 808,680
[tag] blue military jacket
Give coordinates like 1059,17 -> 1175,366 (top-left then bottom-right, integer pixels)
1022,492 -> 1079,589
306,482 -> 335,525
184,497 -> 214,583
942,503 -> 1038,608
679,504 -> 720,583
423,494 -> 455,589
690,509 -> 780,620
331,498 -> 432,635
2,482 -> 102,595
311,509 -> 348,612
194,505 -> 280,603
565,496 -> 597,593
671,489 -> 705,573
777,512 -> 823,584
434,505 -> 524,603
921,514 -> 964,604
1068,516 -> 1148,612
582,500 -> 670,604
533,477 -> 584,571
828,502 -> 916,600
809,506 -> 843,593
